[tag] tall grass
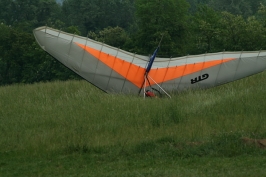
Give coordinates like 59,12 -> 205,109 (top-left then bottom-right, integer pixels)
1,71 -> 266,157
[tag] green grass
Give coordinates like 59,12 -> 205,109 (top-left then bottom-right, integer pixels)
1,72 -> 266,176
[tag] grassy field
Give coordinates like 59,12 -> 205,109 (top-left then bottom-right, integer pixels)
1,72 -> 266,176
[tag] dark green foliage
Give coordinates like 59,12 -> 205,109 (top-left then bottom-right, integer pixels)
0,0 -> 62,31
0,24 -> 80,85
190,5 -> 222,53
61,0 -> 135,35
188,0 -> 266,18
88,26 -> 130,48
207,0 -> 266,18
134,0 -> 190,56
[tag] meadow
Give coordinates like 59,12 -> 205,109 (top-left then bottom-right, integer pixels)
1,71 -> 266,176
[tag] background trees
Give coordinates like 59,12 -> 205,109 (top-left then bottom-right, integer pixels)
0,0 -> 63,33
0,23 -> 79,85
189,5 -> 222,53
134,0 -> 190,57
88,26 -> 130,48
1,0 -> 266,86
61,0 -> 135,35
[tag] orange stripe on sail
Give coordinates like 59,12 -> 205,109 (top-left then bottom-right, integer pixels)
76,43 -> 234,88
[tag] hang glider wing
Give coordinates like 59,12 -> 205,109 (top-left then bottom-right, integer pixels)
33,26 -> 266,95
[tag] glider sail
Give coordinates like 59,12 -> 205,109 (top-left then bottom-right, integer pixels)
33,26 -> 266,95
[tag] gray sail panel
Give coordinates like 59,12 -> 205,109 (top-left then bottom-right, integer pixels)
234,57 -> 255,80
68,39 -> 85,72
215,59 -> 239,85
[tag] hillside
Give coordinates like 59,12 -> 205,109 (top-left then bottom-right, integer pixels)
1,71 -> 266,176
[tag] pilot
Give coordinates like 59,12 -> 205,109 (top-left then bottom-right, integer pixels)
145,90 -> 156,98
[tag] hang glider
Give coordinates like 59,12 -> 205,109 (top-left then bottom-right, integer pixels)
33,26 -> 266,96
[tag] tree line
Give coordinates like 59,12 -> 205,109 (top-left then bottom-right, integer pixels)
1,0 -> 266,86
